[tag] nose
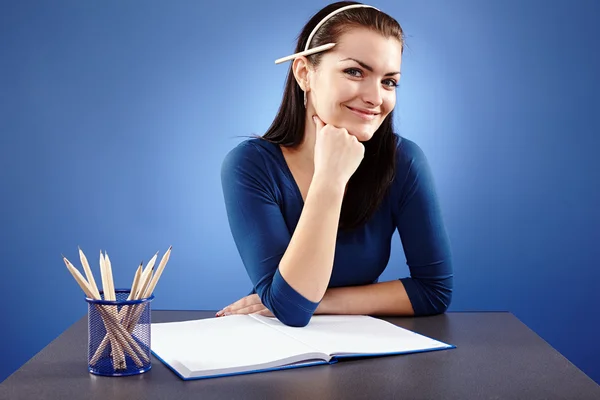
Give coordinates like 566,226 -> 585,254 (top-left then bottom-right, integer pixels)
361,79 -> 383,107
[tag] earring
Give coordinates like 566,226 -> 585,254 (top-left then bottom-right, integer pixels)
303,91 -> 307,108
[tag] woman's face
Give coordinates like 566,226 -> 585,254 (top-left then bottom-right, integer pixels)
307,27 -> 403,141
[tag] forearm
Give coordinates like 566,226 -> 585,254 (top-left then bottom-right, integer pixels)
315,280 -> 415,316
278,176 -> 345,303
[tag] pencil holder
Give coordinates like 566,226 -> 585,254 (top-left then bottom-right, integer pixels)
85,289 -> 154,377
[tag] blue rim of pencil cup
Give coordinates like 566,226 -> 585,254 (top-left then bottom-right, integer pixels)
85,289 -> 155,377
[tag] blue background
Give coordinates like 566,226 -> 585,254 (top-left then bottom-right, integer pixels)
1,0 -> 598,385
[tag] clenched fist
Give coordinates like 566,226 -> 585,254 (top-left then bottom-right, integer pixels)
312,115 -> 365,188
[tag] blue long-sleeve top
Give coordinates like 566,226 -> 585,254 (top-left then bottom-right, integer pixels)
220,134 -> 453,327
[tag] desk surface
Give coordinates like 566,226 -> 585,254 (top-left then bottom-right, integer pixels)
1,311 -> 598,400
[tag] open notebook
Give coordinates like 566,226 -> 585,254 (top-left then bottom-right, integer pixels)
150,314 -> 455,380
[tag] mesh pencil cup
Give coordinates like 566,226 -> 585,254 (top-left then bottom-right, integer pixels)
85,289 -> 154,376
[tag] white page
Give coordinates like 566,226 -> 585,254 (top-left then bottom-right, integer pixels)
151,315 -> 328,378
251,314 -> 452,356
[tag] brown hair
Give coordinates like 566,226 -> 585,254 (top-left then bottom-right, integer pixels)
262,1 -> 406,231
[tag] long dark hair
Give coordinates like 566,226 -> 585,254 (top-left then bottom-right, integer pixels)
261,1 -> 405,231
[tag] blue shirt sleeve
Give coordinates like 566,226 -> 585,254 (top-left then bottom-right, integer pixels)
393,138 -> 454,315
221,141 -> 319,327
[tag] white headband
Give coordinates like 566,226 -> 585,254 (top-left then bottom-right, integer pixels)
274,4 -> 380,64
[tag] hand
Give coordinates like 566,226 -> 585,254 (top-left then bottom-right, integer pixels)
215,294 -> 275,318
312,115 -> 365,187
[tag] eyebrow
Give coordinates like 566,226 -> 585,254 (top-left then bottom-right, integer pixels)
340,57 -> 401,76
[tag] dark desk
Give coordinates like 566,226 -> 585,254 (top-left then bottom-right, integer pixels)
1,311 -> 598,400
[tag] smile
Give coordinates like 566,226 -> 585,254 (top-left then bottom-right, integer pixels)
346,106 -> 379,121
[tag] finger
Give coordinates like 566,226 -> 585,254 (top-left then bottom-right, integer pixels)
215,307 -> 228,317
253,308 -> 274,317
236,294 -> 261,309
217,305 -> 236,317
216,302 -> 241,317
231,303 -> 268,315
313,115 -> 325,132
217,294 -> 261,316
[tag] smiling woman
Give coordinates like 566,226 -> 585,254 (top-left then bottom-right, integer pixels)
219,1 -> 453,327
300,27 -> 402,143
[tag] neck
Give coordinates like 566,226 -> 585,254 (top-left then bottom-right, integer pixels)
285,112 -> 318,173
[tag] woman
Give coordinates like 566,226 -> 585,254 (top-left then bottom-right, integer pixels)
218,1 -> 453,327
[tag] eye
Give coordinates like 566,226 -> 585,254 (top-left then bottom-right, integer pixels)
344,68 -> 363,77
383,79 -> 399,89
344,68 -> 399,89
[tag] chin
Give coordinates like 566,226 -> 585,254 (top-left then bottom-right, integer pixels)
347,126 -> 377,142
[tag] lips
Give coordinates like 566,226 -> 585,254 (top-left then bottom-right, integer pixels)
346,106 -> 379,115
346,106 -> 379,120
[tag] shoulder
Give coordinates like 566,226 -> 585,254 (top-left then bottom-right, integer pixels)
390,134 -> 437,198
221,137 -> 280,175
394,134 -> 429,171
221,137 -> 286,196
222,138 -> 265,167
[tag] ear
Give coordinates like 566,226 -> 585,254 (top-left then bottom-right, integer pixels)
292,56 -> 312,92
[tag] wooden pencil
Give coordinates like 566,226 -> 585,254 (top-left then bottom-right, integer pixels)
67,248 -> 169,368
143,246 -> 172,298
126,246 -> 172,331
121,262 -> 143,335
135,253 -> 158,299
128,263 -> 143,301
90,257 -> 155,366
63,256 -> 142,368
103,251 -> 116,301
98,251 -> 125,369
91,261 -> 143,364
99,251 -> 109,301
78,247 -> 100,299
274,43 -> 336,64
122,266 -> 152,330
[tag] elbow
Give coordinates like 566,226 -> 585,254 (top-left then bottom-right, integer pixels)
430,289 -> 452,315
274,311 -> 313,328
259,278 -> 319,327
428,279 -> 453,315
406,275 -> 453,316
416,290 -> 451,316
267,300 -> 315,327
430,276 -> 453,315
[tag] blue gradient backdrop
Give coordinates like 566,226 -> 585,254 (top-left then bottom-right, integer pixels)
1,0 -> 598,384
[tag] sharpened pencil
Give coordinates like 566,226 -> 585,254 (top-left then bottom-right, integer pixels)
79,247 -> 100,299
65,246 -> 171,370
63,255 -> 142,368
